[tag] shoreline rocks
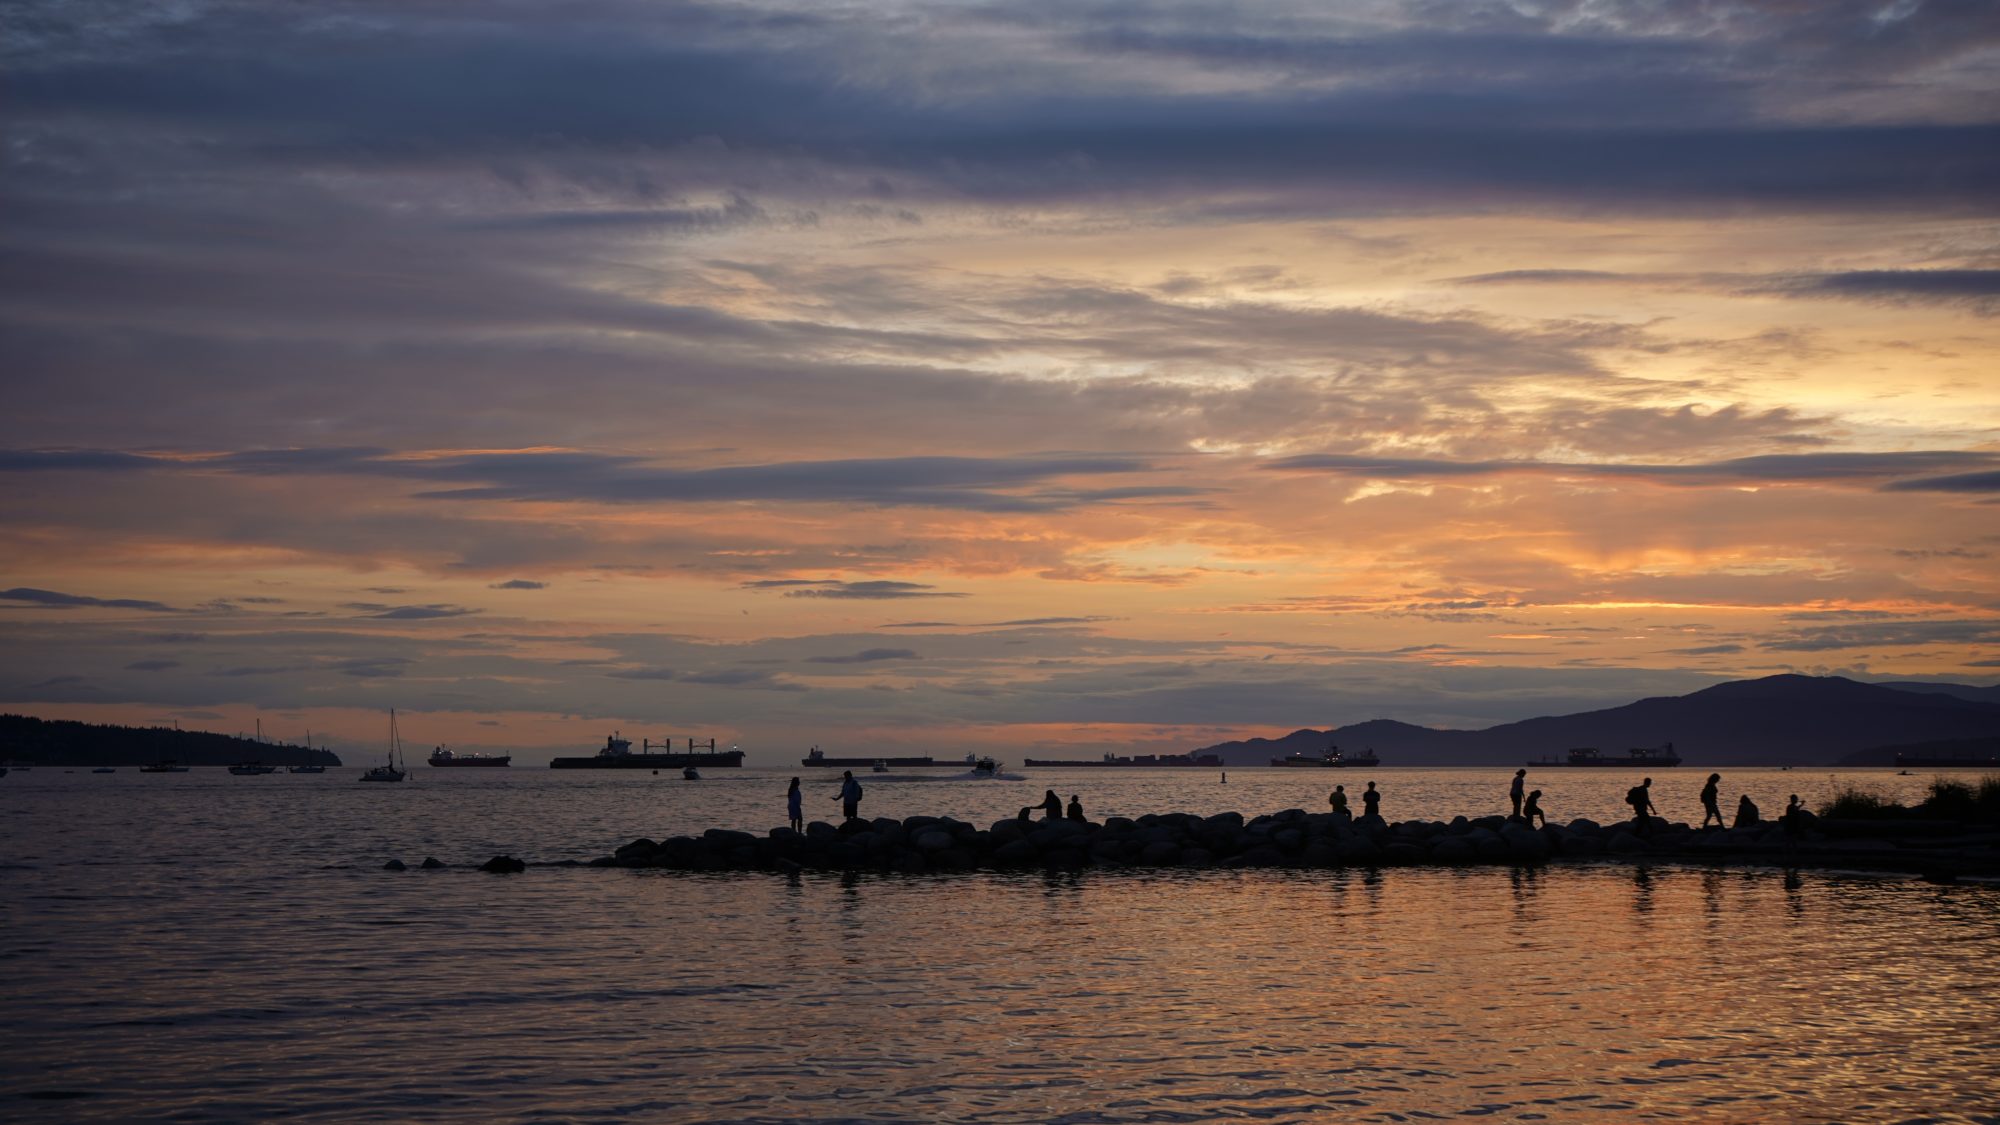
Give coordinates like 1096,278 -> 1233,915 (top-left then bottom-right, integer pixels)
587,807 -> 2000,879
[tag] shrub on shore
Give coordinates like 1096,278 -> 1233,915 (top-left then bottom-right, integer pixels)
1819,786 -> 1900,819
1921,775 -> 2000,822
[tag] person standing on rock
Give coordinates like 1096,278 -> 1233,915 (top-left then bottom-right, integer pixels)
1523,789 -> 1546,828
833,770 -> 863,821
787,776 -> 804,832
1039,789 -> 1063,820
1625,778 -> 1656,834
1329,784 -> 1350,820
1510,769 -> 1527,819
1699,773 -> 1725,829
1362,781 -> 1381,819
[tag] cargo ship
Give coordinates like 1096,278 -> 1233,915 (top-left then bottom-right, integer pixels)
428,745 -> 511,767
550,733 -> 744,769
802,746 -> 935,768
1529,744 -> 1680,767
1023,751 -> 1225,767
1270,745 -> 1380,767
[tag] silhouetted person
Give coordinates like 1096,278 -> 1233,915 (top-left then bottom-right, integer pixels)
1362,781 -> 1380,819
1066,794 -> 1085,822
1039,789 -> 1062,820
1782,793 -> 1804,833
787,776 -> 803,832
1510,769 -> 1527,818
1625,777 -> 1656,834
1734,794 -> 1760,828
1523,789 -> 1546,828
1220,771 -> 1227,785
833,770 -> 863,821
1699,773 -> 1724,829
1329,784 -> 1350,819
1017,805 -> 1033,824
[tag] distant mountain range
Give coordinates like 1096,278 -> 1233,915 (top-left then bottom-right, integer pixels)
1193,674 -> 2000,767
0,713 -> 343,767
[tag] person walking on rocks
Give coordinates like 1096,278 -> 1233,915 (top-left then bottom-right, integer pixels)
1039,789 -> 1063,820
1523,789 -> 1546,828
1625,777 -> 1656,834
1329,784 -> 1350,820
1699,773 -> 1725,829
833,770 -> 863,821
1362,781 -> 1381,819
1510,769 -> 1527,819
787,776 -> 804,832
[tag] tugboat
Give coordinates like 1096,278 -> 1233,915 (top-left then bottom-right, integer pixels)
1270,744 -> 1380,767
360,710 -> 409,783
964,754 -> 1000,776
682,765 -> 701,780
427,745 -> 511,767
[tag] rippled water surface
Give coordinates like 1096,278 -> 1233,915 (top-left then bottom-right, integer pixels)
5,766 -> 1999,1122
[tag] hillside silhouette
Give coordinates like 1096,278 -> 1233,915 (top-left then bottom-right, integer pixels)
0,714 -> 343,767
1194,674 -> 2000,767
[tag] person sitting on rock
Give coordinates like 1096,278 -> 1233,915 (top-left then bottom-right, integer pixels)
1066,794 -> 1086,822
1523,789 -> 1546,829
1699,773 -> 1725,829
1782,793 -> 1805,833
1017,805 -> 1034,824
1039,789 -> 1063,820
1734,793 -> 1760,828
1362,781 -> 1381,819
1625,778 -> 1656,834
1329,784 -> 1350,820
1510,769 -> 1527,819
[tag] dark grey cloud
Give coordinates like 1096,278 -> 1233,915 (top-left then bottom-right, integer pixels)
1761,618 -> 2000,652
0,586 -> 177,612
0,447 -> 1194,514
1266,450 -> 2000,488
679,668 -> 806,691
490,579 -> 547,590
1449,267 -> 2000,313
804,648 -> 919,664
1884,471 -> 2000,493
1666,644 -> 1746,656
340,602 -> 480,620
772,581 -> 969,601
124,659 -> 179,671
606,667 -> 676,681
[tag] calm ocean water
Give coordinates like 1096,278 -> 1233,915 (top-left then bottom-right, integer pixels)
4,764 -> 1998,1123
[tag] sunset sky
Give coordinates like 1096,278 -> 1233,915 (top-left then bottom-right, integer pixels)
4,1 -> 1998,763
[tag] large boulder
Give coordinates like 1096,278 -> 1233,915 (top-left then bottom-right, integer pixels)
381,859 -> 406,871
914,829 -> 956,852
1430,836 -> 1477,864
994,839 -> 1039,866
480,855 -> 527,874
420,856 -> 446,870
1139,840 -> 1183,866
614,838 -> 659,861
1500,823 -> 1550,861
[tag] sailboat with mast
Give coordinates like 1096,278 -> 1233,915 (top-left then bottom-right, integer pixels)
360,711 -> 409,783
288,729 -> 326,774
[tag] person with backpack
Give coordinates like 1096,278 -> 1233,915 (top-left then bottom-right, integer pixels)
833,770 -> 864,821
1699,773 -> 1725,829
1625,777 -> 1656,834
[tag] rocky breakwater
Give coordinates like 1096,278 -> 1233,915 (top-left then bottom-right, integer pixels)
589,808 -> 2000,879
